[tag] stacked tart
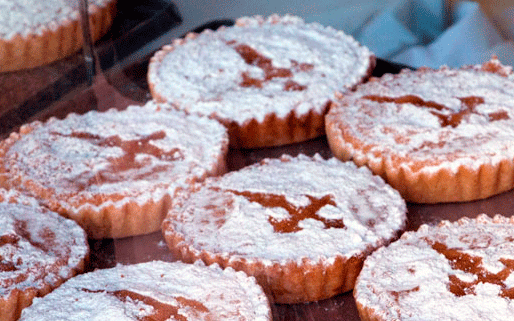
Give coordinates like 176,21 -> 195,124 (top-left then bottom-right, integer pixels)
355,215 -> 514,320
19,261 -> 272,320
148,14 -> 375,148
0,102 -> 229,239
0,0 -> 117,72
163,154 -> 407,303
326,58 -> 514,203
0,188 -> 89,321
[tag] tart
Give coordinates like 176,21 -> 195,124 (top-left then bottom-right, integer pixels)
0,102 -> 229,239
0,188 -> 89,321
0,0 -> 116,72
19,260 -> 272,321
354,214 -> 514,321
148,14 -> 375,148
162,154 -> 407,303
325,58 -> 514,203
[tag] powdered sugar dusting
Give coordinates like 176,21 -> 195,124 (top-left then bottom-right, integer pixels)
0,0 -> 112,39
326,59 -> 514,173
164,154 -> 406,263
19,261 -> 271,321
148,14 -> 373,125
355,215 -> 514,320
0,188 -> 88,297
2,101 -> 228,212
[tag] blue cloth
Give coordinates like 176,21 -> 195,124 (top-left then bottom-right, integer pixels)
308,0 -> 514,68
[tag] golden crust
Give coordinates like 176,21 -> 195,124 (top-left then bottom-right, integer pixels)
325,113 -> 514,203
214,103 -> 329,149
354,300 -> 385,321
148,73 -> 333,149
162,219 -> 373,304
147,22 -> 376,149
0,116 -> 229,239
0,258 -> 87,321
353,214 -> 514,321
0,190 -> 89,321
0,0 -> 116,73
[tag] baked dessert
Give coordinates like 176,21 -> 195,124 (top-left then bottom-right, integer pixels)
354,214 -> 514,321
325,58 -> 514,203
0,101 -> 229,239
148,14 -> 375,148
0,0 -> 116,73
162,154 -> 407,304
0,188 -> 89,321
19,260 -> 272,320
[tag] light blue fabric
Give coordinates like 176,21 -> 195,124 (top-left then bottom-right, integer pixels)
389,1 -> 506,68
355,0 -> 445,60
311,0 -> 514,68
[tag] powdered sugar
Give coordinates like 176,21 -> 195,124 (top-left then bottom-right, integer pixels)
0,188 -> 88,297
19,260 -> 271,321
148,14 -> 373,125
1,102 -> 228,213
326,59 -> 514,174
354,215 -> 514,321
164,154 -> 406,263
0,0 -> 112,39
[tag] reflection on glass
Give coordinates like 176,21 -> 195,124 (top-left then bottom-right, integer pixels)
78,0 -> 96,85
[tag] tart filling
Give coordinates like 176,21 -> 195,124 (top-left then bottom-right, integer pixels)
19,261 -> 271,321
355,215 -> 514,321
326,58 -> 514,203
148,14 -> 375,148
163,154 -> 406,303
0,0 -> 116,72
0,188 -> 89,321
0,102 -> 229,238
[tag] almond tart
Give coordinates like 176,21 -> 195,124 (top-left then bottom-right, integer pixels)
0,102 -> 229,239
148,14 -> 375,148
162,154 -> 407,304
0,0 -> 116,72
325,58 -> 514,203
19,260 -> 272,320
354,214 -> 514,321
0,188 -> 89,321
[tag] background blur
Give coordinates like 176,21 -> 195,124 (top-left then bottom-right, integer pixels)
134,0 -> 514,69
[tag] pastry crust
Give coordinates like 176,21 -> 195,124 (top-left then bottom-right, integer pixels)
18,261 -> 272,320
148,14 -> 375,148
0,0 -> 116,73
162,154 -> 407,303
163,228 -> 370,304
0,189 -> 89,321
0,102 -> 229,239
325,58 -> 514,203
354,214 -> 514,321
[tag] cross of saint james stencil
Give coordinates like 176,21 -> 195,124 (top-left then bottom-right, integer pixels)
226,190 -> 344,233
425,238 -> 514,299
363,95 -> 509,127
82,289 -> 209,321
53,130 -> 183,189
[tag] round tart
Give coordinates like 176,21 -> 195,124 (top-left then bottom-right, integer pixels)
354,214 -> 514,321
0,102 -> 229,239
325,58 -> 514,203
162,154 -> 407,304
0,188 -> 89,321
0,0 -> 116,72
19,260 -> 272,320
148,14 -> 375,148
